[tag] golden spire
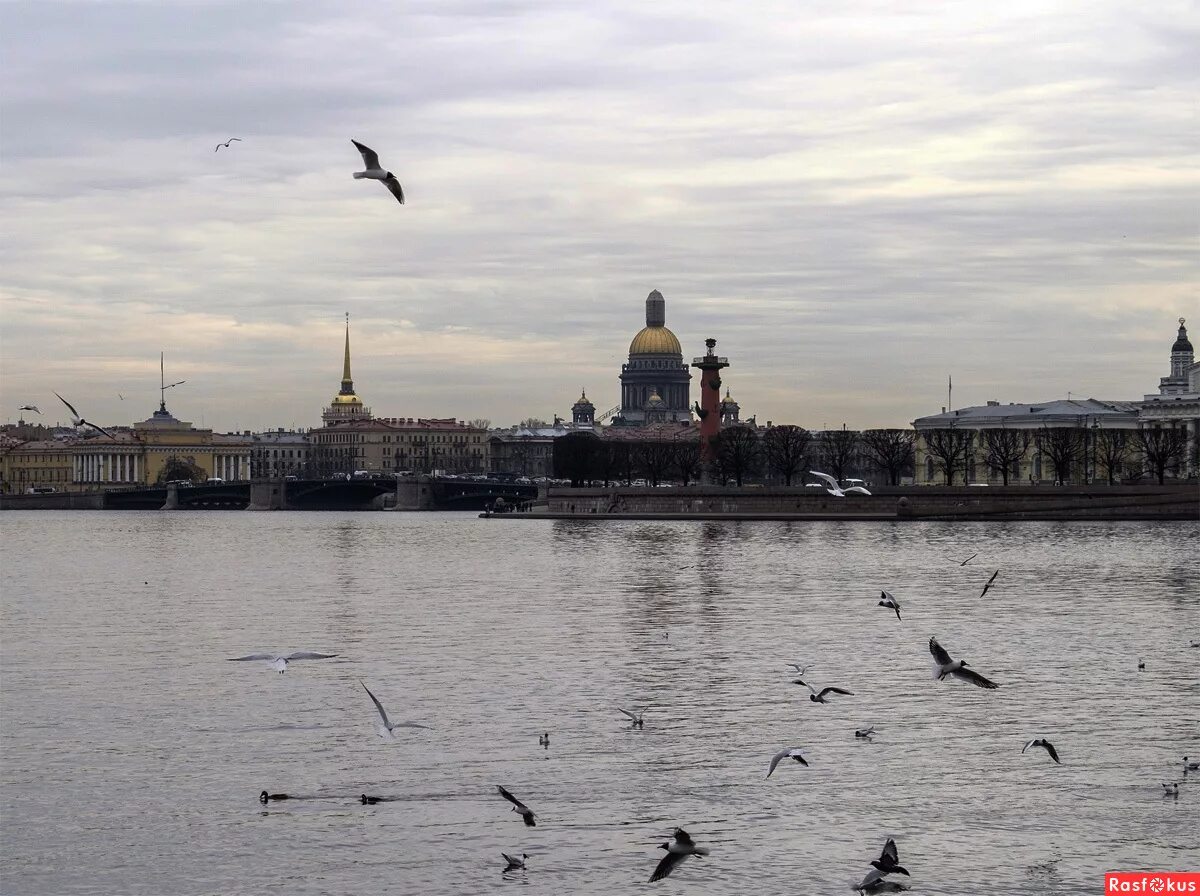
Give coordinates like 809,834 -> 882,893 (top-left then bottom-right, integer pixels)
340,312 -> 354,394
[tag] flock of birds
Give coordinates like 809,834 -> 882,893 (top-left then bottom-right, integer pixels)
227,551 -> 1197,892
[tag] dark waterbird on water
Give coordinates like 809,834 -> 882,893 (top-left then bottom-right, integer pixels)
259,791 -> 290,803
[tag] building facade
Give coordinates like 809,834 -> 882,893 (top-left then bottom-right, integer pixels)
250,429 -> 312,478
1139,318 -> 1199,477
615,290 -> 692,425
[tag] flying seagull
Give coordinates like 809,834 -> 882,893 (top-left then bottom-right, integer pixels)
786,662 -> 810,675
227,651 -> 337,673
979,570 -> 1000,599
18,404 -> 40,414
878,590 -> 902,620
650,827 -> 709,882
502,853 -> 529,872
870,838 -> 909,877
496,785 -> 536,827
958,552 -> 979,566
619,707 -> 646,728
794,679 -> 854,703
1022,738 -> 1061,764
808,470 -> 871,496
214,137 -> 242,152
351,139 -> 405,204
928,637 -> 999,689
766,747 -> 809,778
360,680 -> 431,737
53,392 -> 115,439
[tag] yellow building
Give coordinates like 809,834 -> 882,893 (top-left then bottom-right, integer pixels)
0,438 -> 75,493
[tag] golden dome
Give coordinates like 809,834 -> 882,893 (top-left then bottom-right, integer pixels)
332,393 -> 362,405
629,325 -> 682,355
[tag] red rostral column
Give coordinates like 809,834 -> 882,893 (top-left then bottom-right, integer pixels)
691,338 -> 729,480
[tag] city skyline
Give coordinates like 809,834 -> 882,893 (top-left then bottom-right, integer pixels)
2,2 -> 1197,432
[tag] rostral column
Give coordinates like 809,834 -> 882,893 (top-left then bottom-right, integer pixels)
691,338 -> 729,483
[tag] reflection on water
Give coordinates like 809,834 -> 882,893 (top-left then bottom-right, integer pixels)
1,511 -> 1197,895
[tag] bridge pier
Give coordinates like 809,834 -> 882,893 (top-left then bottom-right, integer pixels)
247,478 -> 287,510
160,482 -> 179,511
393,475 -> 435,511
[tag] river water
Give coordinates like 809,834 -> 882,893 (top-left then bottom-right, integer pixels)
1,512 -> 1197,895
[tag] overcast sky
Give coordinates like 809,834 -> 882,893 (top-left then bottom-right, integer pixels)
1,0 -> 1196,432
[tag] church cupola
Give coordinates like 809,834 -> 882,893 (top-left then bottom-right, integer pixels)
719,387 -> 740,424
1159,317 -> 1194,395
571,389 -> 595,425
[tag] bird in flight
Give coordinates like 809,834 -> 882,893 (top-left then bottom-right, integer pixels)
18,404 -> 40,414
786,662 -> 810,676
214,137 -> 242,152
928,637 -> 999,689
502,853 -> 529,872
1022,738 -> 1061,764
351,139 -> 405,204
53,392 -> 115,439
808,470 -> 871,496
227,650 -> 337,673
979,570 -> 1000,598
360,680 -> 430,737
765,747 -> 809,778
496,785 -> 537,826
958,552 -> 979,566
650,828 -> 709,882
619,707 -> 646,728
794,679 -> 854,703
878,590 -> 902,620
870,838 -> 909,877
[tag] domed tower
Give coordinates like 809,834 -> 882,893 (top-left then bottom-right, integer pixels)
1159,318 -> 1194,396
719,388 -> 740,425
322,313 -> 372,424
571,389 -> 595,425
618,290 -> 691,424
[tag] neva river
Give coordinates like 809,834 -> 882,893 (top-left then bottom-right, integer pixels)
1,512 -> 1197,895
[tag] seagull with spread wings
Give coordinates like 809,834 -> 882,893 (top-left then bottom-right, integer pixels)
878,590 -> 902,620
54,392 -> 115,439
18,404 -> 40,414
351,139 -> 405,204
226,651 -> 337,674
496,785 -> 537,826
214,137 -> 242,152
979,570 -> 1000,598
765,747 -> 809,778
794,679 -> 854,703
649,828 -> 709,882
1022,738 -> 1061,764
360,680 -> 430,737
808,470 -> 871,496
928,637 -> 999,689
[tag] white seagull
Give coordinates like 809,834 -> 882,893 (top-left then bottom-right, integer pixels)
351,139 -> 405,204
214,137 -> 242,152
794,678 -> 854,703
496,785 -> 537,827
53,392 -> 115,439
928,637 -> 999,689
809,470 -> 871,496
878,590 -> 902,620
226,651 -> 337,673
766,747 -> 809,778
1022,738 -> 1061,764
855,873 -> 910,894
619,707 -> 646,728
360,680 -> 431,737
786,662 -> 810,675
502,852 -> 529,872
650,828 -> 709,882
18,404 -> 40,414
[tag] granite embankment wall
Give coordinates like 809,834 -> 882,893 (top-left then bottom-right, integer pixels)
0,492 -> 106,510
543,484 -> 1199,521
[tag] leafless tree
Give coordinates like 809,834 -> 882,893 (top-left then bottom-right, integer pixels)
978,428 -> 1031,486
923,427 -> 975,485
860,429 -> 916,486
1093,428 -> 1131,485
636,440 -> 676,487
469,418 -> 492,431
713,425 -> 761,486
673,438 -> 703,486
1035,426 -> 1086,484
552,432 -> 601,486
819,428 -> 861,484
762,425 -> 812,485
1135,426 -> 1188,484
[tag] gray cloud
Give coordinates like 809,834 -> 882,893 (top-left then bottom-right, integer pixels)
1,0 -> 1196,431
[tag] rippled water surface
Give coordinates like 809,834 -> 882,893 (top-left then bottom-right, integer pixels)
2,512 -> 1198,895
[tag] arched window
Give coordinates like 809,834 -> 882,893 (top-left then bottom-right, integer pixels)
925,456 -> 935,482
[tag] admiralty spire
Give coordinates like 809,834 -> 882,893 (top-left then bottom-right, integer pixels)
322,313 -> 371,424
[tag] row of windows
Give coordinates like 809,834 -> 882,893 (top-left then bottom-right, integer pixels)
11,468 -> 71,481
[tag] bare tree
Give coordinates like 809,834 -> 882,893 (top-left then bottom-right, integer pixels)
860,429 -> 916,486
978,428 -> 1031,486
636,440 -> 676,487
1093,428 -> 1131,485
1135,426 -> 1188,484
713,425 -> 761,486
762,425 -> 812,485
552,432 -> 601,487
923,428 -> 975,485
820,428 -> 861,484
518,417 -> 549,430
1035,426 -> 1086,484
673,438 -> 702,486
468,418 -> 492,431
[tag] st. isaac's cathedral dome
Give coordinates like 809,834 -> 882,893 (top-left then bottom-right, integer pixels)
617,290 -> 692,425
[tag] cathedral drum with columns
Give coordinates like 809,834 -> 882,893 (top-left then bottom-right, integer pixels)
616,290 -> 692,425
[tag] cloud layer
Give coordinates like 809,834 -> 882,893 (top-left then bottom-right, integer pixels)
2,1 -> 1197,431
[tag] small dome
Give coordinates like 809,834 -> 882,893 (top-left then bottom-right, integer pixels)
645,389 -> 666,409
629,326 -> 682,355
331,393 -> 362,405
1172,319 -> 1192,353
